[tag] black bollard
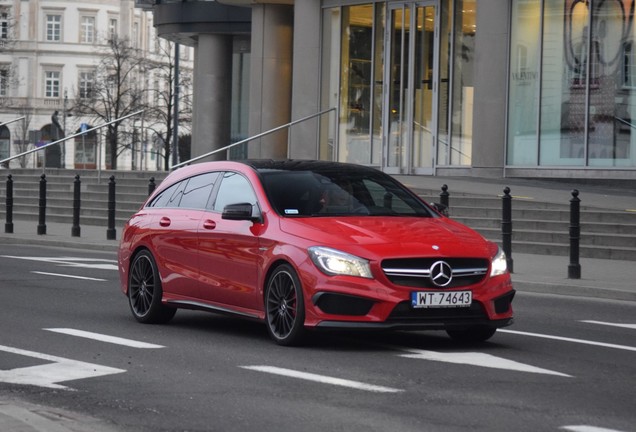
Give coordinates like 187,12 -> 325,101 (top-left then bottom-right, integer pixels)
72,174 -> 81,237
148,177 -> 156,196
37,174 -> 47,235
107,175 -> 116,240
440,184 -> 449,208
568,189 -> 581,279
501,187 -> 513,273
5,174 -> 13,234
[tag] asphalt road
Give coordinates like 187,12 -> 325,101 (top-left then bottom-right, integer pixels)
0,244 -> 635,432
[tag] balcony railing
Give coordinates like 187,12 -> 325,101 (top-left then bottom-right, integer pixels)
0,97 -> 63,109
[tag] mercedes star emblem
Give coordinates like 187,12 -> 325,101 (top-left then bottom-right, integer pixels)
430,260 -> 453,287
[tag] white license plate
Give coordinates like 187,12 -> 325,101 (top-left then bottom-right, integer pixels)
411,291 -> 472,308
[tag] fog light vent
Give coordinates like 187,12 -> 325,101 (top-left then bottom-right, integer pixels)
494,290 -> 516,314
312,293 -> 374,316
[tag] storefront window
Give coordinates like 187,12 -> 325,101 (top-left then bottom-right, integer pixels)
508,0 -> 540,165
588,0 -> 633,166
338,5 -> 377,164
540,0 -> 586,165
437,1 -> 452,165
509,0 -> 636,168
449,0 -> 475,165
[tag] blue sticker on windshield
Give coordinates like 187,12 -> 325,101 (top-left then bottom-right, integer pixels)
285,209 -> 299,215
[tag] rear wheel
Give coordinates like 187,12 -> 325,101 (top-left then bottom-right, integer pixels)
265,264 -> 305,346
446,326 -> 497,343
128,250 -> 176,324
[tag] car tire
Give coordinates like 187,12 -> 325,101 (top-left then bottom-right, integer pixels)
128,250 -> 176,324
265,264 -> 306,346
446,326 -> 497,343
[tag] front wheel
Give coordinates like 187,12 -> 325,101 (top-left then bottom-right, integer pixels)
446,326 -> 497,343
265,264 -> 305,346
128,250 -> 176,324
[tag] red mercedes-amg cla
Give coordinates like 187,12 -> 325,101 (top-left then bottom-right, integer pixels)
118,160 -> 514,345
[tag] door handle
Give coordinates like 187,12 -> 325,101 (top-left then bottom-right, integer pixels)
159,217 -> 171,227
202,220 -> 216,230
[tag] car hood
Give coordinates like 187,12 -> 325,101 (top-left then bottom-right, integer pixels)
279,216 -> 492,258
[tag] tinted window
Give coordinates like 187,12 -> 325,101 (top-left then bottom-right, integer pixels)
212,172 -> 257,212
148,180 -> 187,208
179,172 -> 220,209
260,168 -> 434,217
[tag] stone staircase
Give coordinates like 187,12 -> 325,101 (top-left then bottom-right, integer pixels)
1,169 -> 635,261
419,191 -> 636,261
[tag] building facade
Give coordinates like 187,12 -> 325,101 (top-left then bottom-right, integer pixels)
0,0 -> 193,170
152,0 -> 635,180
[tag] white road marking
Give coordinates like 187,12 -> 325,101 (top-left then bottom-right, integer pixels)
580,320 -> 636,330
399,350 -> 571,377
31,271 -> 107,281
1,255 -> 118,271
240,365 -> 403,393
0,344 -> 125,390
499,329 -> 636,352
44,328 -> 165,349
561,426 -> 628,432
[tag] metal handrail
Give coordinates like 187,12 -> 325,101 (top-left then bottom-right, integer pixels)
171,107 -> 336,170
0,117 -> 26,128
0,110 -> 145,165
615,116 -> 636,130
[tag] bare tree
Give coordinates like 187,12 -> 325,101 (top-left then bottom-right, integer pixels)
13,106 -> 33,168
73,36 -> 147,170
144,41 -> 193,170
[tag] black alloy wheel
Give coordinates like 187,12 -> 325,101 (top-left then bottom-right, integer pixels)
128,250 -> 176,324
265,264 -> 305,346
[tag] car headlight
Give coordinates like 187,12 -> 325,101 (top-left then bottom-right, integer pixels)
490,247 -> 508,277
308,246 -> 372,279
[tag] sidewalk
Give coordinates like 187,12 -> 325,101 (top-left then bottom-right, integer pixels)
1,174 -> 635,302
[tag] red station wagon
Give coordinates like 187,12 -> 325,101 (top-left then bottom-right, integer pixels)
118,160 -> 515,345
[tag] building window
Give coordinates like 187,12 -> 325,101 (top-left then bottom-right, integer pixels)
109,18 -> 118,41
132,22 -> 139,48
623,42 -> 636,88
80,16 -> 95,44
0,68 -> 8,96
45,71 -> 60,98
1,11 -> 9,42
46,14 -> 62,42
79,71 -> 94,98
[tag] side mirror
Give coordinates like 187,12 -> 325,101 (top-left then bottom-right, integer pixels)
222,203 -> 262,223
430,202 -> 449,217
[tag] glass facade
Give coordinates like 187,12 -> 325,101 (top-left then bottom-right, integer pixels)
508,0 -> 636,168
320,1 -> 475,173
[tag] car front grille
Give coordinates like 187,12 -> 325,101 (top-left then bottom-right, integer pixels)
381,257 -> 489,288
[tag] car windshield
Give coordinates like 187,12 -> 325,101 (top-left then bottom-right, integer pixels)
259,167 -> 435,218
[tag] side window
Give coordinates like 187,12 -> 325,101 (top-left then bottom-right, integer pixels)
148,180 -> 187,208
179,172 -> 219,209
212,172 -> 257,212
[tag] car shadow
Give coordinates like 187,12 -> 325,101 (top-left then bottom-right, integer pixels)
162,310 -> 509,352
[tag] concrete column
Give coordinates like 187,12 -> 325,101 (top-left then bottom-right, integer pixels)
471,0 -> 511,177
192,33 -> 233,161
247,4 -> 293,159
289,0 -> 321,159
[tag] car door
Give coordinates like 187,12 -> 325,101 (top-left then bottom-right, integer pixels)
147,173 -> 218,299
197,171 -> 261,311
